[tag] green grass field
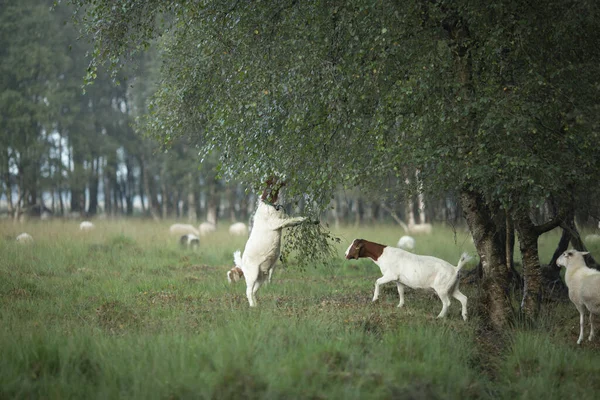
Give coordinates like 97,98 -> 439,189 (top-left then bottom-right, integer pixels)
1,220 -> 599,399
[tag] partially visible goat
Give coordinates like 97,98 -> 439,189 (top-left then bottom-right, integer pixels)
179,233 -> 200,250
345,238 -> 470,320
237,177 -> 307,306
557,249 -> 600,344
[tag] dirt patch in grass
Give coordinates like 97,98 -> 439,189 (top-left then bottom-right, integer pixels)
95,300 -> 140,334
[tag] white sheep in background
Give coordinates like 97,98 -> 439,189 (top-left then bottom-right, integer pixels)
397,235 -> 416,250
345,238 -> 470,320
179,233 -> 200,250
169,223 -> 200,237
228,222 -> 248,236
79,221 -> 95,232
198,222 -> 216,236
16,232 -> 34,244
557,249 -> 600,344
237,178 -> 308,306
584,234 -> 600,244
408,222 -> 433,235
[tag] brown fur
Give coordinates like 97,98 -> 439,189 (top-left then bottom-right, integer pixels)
227,267 -> 244,283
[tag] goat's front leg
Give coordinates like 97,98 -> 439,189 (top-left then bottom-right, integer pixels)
589,312 -> 595,342
373,275 -> 397,302
276,217 -> 307,230
577,305 -> 585,344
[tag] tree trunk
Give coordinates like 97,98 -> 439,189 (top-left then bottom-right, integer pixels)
460,189 -> 513,329
187,172 -> 197,223
514,208 -> 542,319
88,157 -> 99,216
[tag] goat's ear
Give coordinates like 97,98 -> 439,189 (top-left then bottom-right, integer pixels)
581,251 -> 590,256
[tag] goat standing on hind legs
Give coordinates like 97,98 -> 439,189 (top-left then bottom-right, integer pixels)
238,177 -> 308,307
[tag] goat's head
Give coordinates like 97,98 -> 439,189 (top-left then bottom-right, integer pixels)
261,176 -> 286,204
557,250 -> 589,269
345,239 -> 365,260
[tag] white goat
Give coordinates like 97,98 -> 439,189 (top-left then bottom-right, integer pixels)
237,178 -> 307,306
16,232 -> 34,243
345,238 -> 470,320
229,222 -> 249,236
397,235 -> 416,250
169,223 -> 200,237
199,222 -> 216,236
179,233 -> 200,250
557,249 -> 600,344
79,221 -> 95,232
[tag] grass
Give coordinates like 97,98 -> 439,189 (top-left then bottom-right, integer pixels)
1,219 -> 599,399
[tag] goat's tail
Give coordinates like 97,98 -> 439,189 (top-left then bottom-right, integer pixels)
455,252 -> 472,273
233,250 -> 243,268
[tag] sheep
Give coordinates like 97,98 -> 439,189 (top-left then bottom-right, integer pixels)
227,250 -> 245,283
179,233 -> 200,250
169,223 -> 200,237
345,238 -> 470,320
79,221 -> 95,232
408,222 -> 433,235
199,222 -> 216,236
16,232 -> 34,244
237,177 -> 308,307
584,234 -> 600,244
397,235 -> 416,250
556,249 -> 600,344
229,222 -> 248,236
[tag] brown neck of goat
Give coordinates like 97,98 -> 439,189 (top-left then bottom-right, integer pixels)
358,240 -> 386,261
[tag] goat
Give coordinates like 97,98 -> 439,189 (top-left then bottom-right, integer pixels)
169,223 -> 200,237
179,233 -> 200,250
345,238 -> 470,320
397,235 -> 416,250
237,177 -> 307,306
408,222 -> 433,235
557,249 -> 600,344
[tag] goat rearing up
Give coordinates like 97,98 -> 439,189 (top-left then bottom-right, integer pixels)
345,238 -> 470,320
238,178 -> 307,307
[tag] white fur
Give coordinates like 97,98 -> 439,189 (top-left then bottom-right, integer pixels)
169,223 -> 200,236
345,239 -> 470,320
79,221 -> 95,231
198,222 -> 216,236
16,232 -> 33,243
397,235 -> 416,250
238,200 -> 306,306
557,250 -> 600,344
227,250 -> 245,283
229,222 -> 248,236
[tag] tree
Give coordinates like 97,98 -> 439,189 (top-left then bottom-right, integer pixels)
68,0 -> 600,327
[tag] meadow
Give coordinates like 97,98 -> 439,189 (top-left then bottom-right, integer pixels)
1,219 -> 600,399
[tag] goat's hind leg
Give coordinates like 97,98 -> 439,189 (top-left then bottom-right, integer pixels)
452,288 -> 468,321
435,290 -> 452,319
576,305 -> 585,344
589,312 -> 595,342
